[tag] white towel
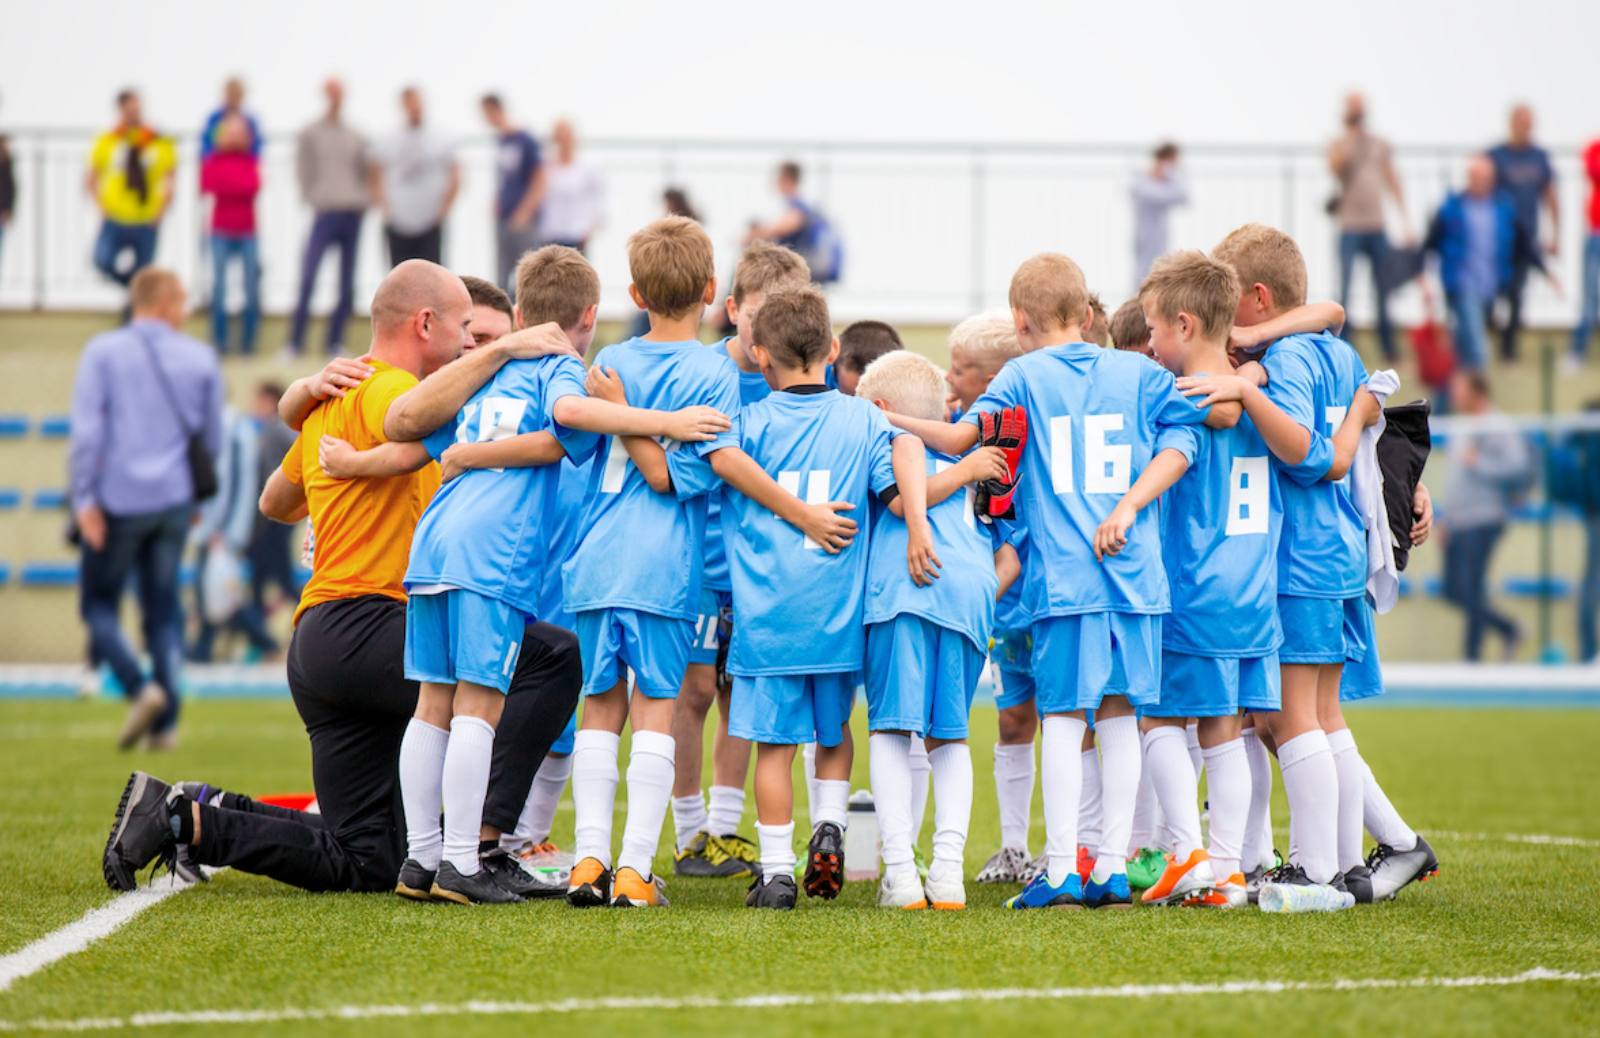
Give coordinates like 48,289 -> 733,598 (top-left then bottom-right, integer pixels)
1354,369 -> 1401,613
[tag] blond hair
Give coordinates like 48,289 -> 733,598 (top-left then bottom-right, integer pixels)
1109,298 -> 1151,352
1084,292 -> 1110,347
129,268 -> 183,313
855,350 -> 947,423
731,240 -> 810,306
515,245 -> 601,330
627,216 -> 715,320
1213,223 -> 1307,311
1139,251 -> 1241,343
1009,253 -> 1090,334
751,285 -> 833,371
948,309 -> 1022,373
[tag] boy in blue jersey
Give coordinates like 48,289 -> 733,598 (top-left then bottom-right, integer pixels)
885,253 -> 1239,910
855,350 -> 1009,910
1179,224 -> 1389,898
669,240 -> 810,878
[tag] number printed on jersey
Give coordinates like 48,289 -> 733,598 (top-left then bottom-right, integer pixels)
1325,405 -> 1350,485
1225,455 -> 1270,536
600,435 -> 687,494
777,469 -> 832,550
934,459 -> 976,530
474,396 -> 529,472
1049,414 -> 1132,495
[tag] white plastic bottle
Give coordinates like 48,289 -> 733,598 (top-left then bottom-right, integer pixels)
1258,882 -> 1356,913
844,790 -> 880,881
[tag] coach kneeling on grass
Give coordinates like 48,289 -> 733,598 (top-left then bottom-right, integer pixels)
102,260 -> 582,895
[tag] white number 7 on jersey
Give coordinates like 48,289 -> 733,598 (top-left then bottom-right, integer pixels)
778,470 -> 832,550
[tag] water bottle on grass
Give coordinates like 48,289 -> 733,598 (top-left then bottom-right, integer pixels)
1259,882 -> 1355,913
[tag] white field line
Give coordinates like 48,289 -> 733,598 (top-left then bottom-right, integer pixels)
0,877 -> 197,996
1,968 -> 1596,1032
1256,826 -> 1600,849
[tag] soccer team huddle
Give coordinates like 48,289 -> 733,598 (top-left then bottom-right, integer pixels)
302,215 -> 1441,913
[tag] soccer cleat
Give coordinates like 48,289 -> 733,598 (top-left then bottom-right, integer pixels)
913,846 -> 930,880
1341,864 -> 1375,905
610,867 -> 669,908
1243,864 -> 1269,905
395,859 -> 437,901
1125,847 -> 1166,891
877,868 -> 928,909
717,833 -> 763,877
481,847 -> 565,899
103,771 -> 181,891
431,860 -> 524,905
1005,871 -> 1083,909
1141,849 -> 1217,906
116,685 -> 170,751
566,857 -> 613,908
924,869 -> 966,910
1366,835 -> 1440,901
746,873 -> 798,910
1020,852 -> 1049,885
802,822 -> 845,900
1076,845 -> 1096,885
1082,871 -> 1134,909
974,846 -> 1030,884
1183,872 -> 1249,909
674,831 -> 753,878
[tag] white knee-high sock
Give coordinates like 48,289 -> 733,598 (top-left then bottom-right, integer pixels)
618,731 -> 675,876
1277,730 -> 1339,884
928,743 -> 973,883
707,785 -> 746,837
506,753 -> 571,850
399,719 -> 450,870
757,821 -> 796,881
1128,734 -> 1158,857
813,779 -> 851,832
992,743 -> 1035,853
1092,715 -> 1141,879
1201,738 -> 1250,879
1326,728 -> 1366,873
909,737 -> 932,847
1078,747 -> 1104,858
1361,757 -> 1418,852
571,729 -> 621,868
802,743 -> 819,821
870,733 -> 916,879
671,791 -> 708,852
1241,726 -> 1276,872
1041,715 -> 1087,887
1142,724 -> 1203,862
1185,723 -> 1203,780
440,715 -> 496,875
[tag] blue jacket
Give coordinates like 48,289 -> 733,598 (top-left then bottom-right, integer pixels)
1424,188 -> 1542,297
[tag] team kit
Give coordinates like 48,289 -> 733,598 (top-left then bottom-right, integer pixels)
117,214 -> 1443,914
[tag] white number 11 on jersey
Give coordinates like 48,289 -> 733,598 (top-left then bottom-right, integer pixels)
778,470 -> 832,550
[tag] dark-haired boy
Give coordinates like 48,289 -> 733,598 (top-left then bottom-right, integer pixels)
834,320 -> 904,396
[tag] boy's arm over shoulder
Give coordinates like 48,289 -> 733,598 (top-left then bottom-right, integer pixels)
318,436 -> 433,480
1143,359 -> 1237,431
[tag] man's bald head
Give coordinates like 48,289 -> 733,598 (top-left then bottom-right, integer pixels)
369,260 -> 475,376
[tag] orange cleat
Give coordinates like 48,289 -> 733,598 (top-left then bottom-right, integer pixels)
1141,848 -> 1217,906
1183,872 -> 1248,909
566,856 -> 613,908
610,866 -> 669,908
1076,845 -> 1096,885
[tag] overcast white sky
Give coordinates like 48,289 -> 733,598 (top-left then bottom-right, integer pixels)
2,0 -> 1596,149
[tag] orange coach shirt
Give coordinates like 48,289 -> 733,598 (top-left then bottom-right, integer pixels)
283,360 -> 442,624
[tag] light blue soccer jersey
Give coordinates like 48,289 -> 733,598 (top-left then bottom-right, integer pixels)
864,449 -> 998,653
961,342 -> 1210,619
539,452 -> 597,631
1260,332 -> 1369,599
560,337 -> 743,622
1160,409 -> 1284,657
723,388 -> 899,676
993,517 -> 1031,632
703,337 -> 775,592
406,355 -> 597,617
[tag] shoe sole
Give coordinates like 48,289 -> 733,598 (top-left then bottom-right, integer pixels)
101,772 -> 145,892
803,851 -> 843,900
673,861 -> 754,878
117,690 -> 168,752
429,883 -> 475,905
609,895 -> 666,908
566,883 -> 609,908
928,901 -> 964,910
394,882 -> 435,902
1143,876 -> 1216,907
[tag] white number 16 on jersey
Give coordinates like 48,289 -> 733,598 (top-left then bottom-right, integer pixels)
1049,414 -> 1131,495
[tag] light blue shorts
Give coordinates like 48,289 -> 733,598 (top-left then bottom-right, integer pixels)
1151,650 -> 1281,717
1340,599 -> 1383,702
404,589 -> 526,694
1032,613 -> 1161,713
863,615 -> 985,740
1278,595 -> 1368,665
689,587 -> 732,668
994,667 -> 1037,710
574,608 -> 694,698
550,708 -> 578,756
728,671 -> 857,747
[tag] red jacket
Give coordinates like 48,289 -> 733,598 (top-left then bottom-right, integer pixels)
200,152 -> 260,235
1586,140 -> 1600,233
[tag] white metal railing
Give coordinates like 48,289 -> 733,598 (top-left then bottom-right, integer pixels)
0,131 -> 1589,329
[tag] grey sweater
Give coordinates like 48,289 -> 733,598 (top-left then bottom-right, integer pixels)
296,118 -> 368,212
1444,409 -> 1532,530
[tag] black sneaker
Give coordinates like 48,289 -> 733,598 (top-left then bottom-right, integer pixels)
1367,834 -> 1440,900
802,822 -> 844,900
430,860 -> 524,905
102,771 -> 179,891
747,873 -> 799,910
1266,862 -> 1348,891
480,847 -> 564,899
673,831 -> 752,878
395,858 -> 437,901
1341,864 -> 1375,904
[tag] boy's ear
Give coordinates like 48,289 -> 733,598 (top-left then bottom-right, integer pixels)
824,336 -> 841,367
627,283 -> 648,311
701,277 -> 718,306
515,310 -> 527,330
1252,283 -> 1274,314
725,296 -> 738,325
580,302 -> 598,333
1011,307 -> 1029,337
870,397 -> 892,413
750,342 -> 771,370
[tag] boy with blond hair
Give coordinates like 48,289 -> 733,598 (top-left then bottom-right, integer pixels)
885,252 -> 1236,909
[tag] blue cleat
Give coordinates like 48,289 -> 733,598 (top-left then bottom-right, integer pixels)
1003,871 -> 1084,909
1082,871 -> 1133,909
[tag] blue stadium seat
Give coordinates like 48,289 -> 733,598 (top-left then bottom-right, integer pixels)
32,489 -> 68,510
1424,576 -> 1445,598
1508,501 -> 1549,523
38,415 -> 71,439
0,488 -> 21,510
0,415 -> 27,438
1396,575 -> 1412,597
1503,576 -> 1573,599
0,562 -> 10,584
20,560 -> 80,587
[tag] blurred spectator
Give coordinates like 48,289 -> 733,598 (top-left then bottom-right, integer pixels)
480,94 -> 543,292
87,90 -> 175,290
201,77 -> 261,158
189,403 -> 278,662
0,132 -> 12,273
1488,105 -> 1559,363
1424,155 -> 1543,372
1130,142 -> 1188,284
1328,93 -> 1408,361
745,161 -> 841,282
289,79 -> 368,358
69,269 -> 223,750
200,115 -> 261,353
1577,402 -> 1600,663
247,382 -> 302,627
1440,370 -> 1531,661
1571,137 -> 1600,371
537,119 -> 606,254
664,187 -> 700,223
369,86 -> 457,266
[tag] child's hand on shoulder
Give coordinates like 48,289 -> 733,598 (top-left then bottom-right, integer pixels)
585,365 -> 629,406
1093,501 -> 1137,561
317,435 -> 360,480
1176,373 -> 1253,408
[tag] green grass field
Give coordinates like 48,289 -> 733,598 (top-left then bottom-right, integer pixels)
1,698 -> 1598,1036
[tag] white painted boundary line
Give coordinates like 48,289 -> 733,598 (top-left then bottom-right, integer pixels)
0,878 -> 196,996
1,968 -> 1596,1031
1431,830 -> 1600,848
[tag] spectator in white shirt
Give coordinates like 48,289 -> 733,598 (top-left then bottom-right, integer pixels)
536,120 -> 605,254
